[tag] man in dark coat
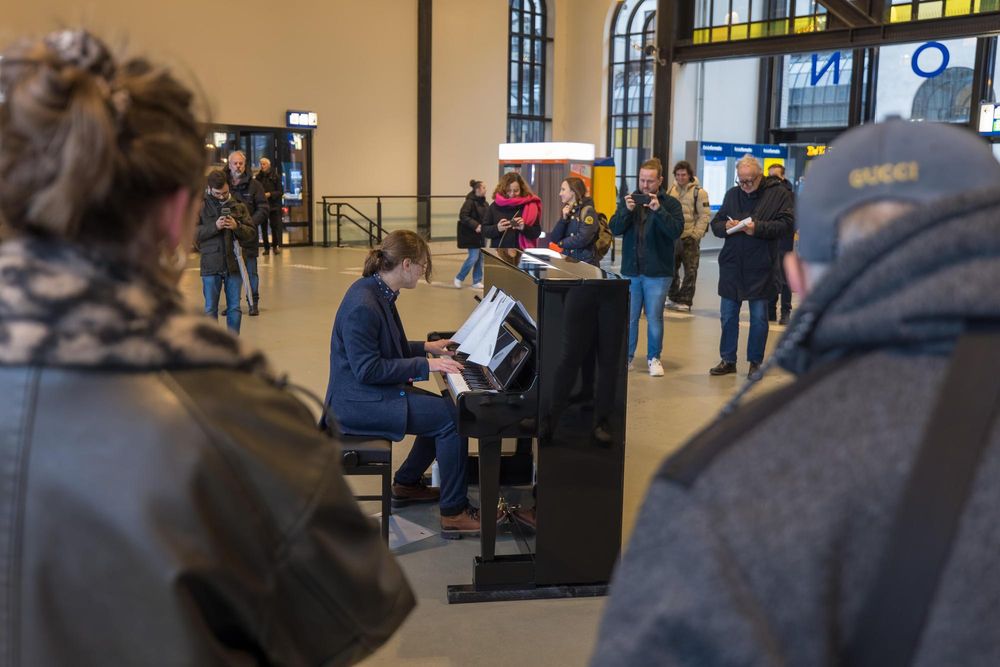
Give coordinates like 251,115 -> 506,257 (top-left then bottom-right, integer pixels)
767,162 -> 796,324
255,156 -> 284,255
708,155 -> 794,376
197,169 -> 256,333
591,119 -> 1000,667
228,150 -> 268,315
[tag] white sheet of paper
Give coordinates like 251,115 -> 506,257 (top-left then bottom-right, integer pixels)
523,248 -> 563,259
726,216 -> 752,235
459,293 -> 516,365
452,286 -> 498,343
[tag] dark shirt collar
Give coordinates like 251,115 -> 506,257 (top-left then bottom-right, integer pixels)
372,273 -> 399,304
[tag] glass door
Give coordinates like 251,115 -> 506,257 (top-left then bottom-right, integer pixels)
204,124 -> 314,246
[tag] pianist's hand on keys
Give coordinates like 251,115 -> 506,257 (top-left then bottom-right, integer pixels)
425,339 -> 463,375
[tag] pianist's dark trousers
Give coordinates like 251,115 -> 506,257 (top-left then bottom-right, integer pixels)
395,388 -> 470,515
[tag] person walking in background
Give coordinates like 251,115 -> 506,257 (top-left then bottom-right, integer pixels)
665,160 -> 711,313
255,156 -> 284,255
708,155 -> 794,377
549,176 -> 600,266
482,172 -> 542,249
609,157 -> 684,377
454,178 -> 488,289
767,162 -> 796,324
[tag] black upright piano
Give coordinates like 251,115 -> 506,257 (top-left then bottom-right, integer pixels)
439,248 -> 630,603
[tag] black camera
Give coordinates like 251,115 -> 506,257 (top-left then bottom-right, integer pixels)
631,192 -> 651,206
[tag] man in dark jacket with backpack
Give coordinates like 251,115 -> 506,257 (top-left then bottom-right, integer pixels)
591,120 -> 1000,667
708,155 -> 794,377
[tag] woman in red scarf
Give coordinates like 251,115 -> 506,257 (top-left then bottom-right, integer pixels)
482,172 -> 543,249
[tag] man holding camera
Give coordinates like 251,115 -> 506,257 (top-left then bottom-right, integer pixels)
197,169 -> 257,334
609,157 -> 684,377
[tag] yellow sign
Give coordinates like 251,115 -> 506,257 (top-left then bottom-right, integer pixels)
806,145 -> 828,157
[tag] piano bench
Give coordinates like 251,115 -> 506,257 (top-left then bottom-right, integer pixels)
339,435 -> 393,544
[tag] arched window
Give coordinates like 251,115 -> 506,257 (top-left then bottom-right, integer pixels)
508,0 -> 551,143
911,67 -> 977,122
608,0 -> 657,194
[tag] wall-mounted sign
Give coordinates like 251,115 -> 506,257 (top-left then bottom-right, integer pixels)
806,145 -> 828,157
286,111 -> 318,129
699,141 -> 788,160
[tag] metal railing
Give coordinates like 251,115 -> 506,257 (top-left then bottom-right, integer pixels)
319,195 -> 466,247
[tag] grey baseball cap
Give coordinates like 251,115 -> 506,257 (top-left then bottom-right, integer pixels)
796,119 -> 1000,262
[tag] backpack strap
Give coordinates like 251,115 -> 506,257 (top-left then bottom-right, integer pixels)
845,325 -> 1000,666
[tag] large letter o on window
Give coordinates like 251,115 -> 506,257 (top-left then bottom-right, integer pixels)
911,41 -> 950,79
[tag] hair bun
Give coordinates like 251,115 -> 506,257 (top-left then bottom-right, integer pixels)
44,30 -> 115,79
469,179 -> 478,188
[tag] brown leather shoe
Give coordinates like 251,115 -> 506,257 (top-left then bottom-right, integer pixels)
441,506 -> 482,539
390,481 -> 440,508
440,506 -> 505,539
511,507 -> 536,532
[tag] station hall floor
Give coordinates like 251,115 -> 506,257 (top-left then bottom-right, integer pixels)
178,243 -> 794,667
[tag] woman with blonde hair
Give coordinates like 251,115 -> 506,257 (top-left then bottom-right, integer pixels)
0,29 -> 411,664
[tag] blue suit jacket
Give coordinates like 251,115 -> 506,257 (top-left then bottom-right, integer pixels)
322,276 -> 430,440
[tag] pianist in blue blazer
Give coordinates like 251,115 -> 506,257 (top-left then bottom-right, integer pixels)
323,230 -> 485,537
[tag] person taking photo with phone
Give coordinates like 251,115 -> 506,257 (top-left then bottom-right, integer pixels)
198,169 -> 256,333
482,172 -> 543,249
609,158 -> 684,377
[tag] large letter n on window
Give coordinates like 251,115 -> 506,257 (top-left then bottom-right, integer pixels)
810,52 -> 841,86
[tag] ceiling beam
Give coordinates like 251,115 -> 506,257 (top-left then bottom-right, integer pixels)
816,0 -> 879,27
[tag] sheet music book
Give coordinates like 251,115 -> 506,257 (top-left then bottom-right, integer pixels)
452,286 -> 498,343
453,286 -> 522,366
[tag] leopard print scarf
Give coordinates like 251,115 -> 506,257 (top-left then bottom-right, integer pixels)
0,236 -> 273,377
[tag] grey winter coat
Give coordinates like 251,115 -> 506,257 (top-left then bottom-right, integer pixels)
229,169 -> 269,256
591,189 -> 1000,667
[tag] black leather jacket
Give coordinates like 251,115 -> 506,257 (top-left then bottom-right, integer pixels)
0,365 -> 414,666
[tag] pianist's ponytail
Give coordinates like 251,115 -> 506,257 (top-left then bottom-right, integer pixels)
363,229 -> 433,282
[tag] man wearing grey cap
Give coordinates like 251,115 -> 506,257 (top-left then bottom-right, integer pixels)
590,120 -> 1000,666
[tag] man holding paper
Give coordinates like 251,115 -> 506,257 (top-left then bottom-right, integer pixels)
708,154 -> 794,376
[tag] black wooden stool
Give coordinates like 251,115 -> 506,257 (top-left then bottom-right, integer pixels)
339,435 -> 393,543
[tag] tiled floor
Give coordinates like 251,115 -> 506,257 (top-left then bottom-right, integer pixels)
178,244 -> 793,667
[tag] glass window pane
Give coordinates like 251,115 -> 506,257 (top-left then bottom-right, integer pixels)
875,37 -> 977,123
778,50 -> 853,128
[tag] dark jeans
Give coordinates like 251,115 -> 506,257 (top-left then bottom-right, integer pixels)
262,208 -> 283,251
769,249 -> 792,315
668,237 -> 701,306
720,297 -> 769,364
245,255 -> 259,302
202,273 -> 242,333
394,388 -> 469,516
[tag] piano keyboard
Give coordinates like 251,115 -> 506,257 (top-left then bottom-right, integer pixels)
445,363 -> 497,397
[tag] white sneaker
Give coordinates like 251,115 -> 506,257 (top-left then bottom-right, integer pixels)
648,358 -> 665,377
664,299 -> 678,310
677,304 -> 691,313
453,278 -> 463,289
472,282 -> 484,289
627,358 -> 634,372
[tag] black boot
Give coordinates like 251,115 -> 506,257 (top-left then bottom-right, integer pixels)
709,360 -> 737,376
249,300 -> 259,316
